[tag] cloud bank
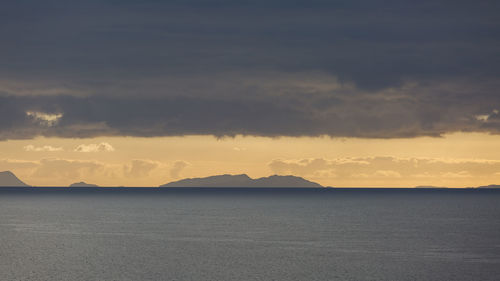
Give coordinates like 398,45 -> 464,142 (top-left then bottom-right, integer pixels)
0,158 -> 184,186
269,157 -> 500,186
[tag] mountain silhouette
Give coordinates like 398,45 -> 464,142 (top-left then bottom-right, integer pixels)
160,174 -> 323,188
69,181 -> 99,187
0,171 -> 30,187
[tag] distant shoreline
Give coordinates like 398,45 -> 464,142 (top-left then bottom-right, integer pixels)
1,187 -> 499,192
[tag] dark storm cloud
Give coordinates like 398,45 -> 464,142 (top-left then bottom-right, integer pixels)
0,0 -> 499,139
1,84 -> 499,140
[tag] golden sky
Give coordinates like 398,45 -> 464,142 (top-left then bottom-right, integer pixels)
1,132 -> 500,187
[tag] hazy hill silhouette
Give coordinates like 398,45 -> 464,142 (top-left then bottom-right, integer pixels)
414,185 -> 448,189
475,184 -> 500,189
160,174 -> 323,188
0,171 -> 29,187
69,182 -> 99,187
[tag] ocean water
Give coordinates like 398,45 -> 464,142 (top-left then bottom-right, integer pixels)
1,188 -> 499,281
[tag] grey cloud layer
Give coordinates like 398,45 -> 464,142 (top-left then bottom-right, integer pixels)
1,0 -> 499,139
1,78 -> 500,139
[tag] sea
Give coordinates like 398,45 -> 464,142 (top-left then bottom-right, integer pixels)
1,187 -> 499,281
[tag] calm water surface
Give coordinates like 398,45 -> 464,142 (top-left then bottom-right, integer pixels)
1,188 -> 499,281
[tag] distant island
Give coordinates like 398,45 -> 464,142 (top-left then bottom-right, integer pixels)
414,185 -> 448,189
69,182 -> 99,187
160,174 -> 323,188
0,171 -> 30,187
474,184 -> 500,189
3,170 -> 500,189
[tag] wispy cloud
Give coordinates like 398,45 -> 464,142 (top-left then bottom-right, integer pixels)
74,142 -> 115,153
31,158 -> 107,180
123,159 -> 160,178
170,161 -> 190,179
25,111 -> 62,127
24,145 -> 63,152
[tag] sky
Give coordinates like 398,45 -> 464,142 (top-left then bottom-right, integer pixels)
1,0 -> 500,187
